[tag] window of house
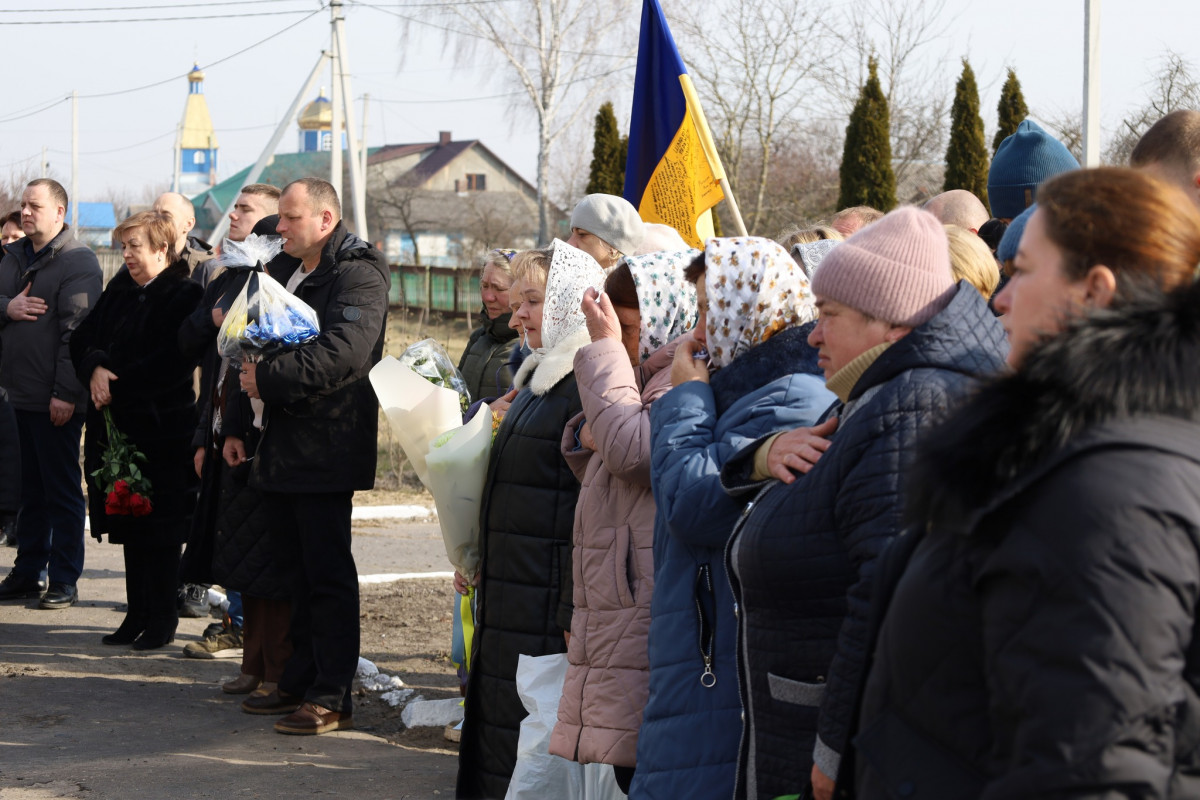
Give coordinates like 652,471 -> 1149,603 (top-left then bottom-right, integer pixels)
466,173 -> 486,191
193,151 -> 205,165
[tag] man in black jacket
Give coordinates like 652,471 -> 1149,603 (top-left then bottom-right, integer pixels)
0,179 -> 101,609
238,178 -> 388,735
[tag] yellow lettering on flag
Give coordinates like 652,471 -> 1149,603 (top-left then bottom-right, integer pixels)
637,89 -> 724,248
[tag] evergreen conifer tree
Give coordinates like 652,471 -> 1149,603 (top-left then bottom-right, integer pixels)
944,59 -> 990,208
993,69 -> 1029,153
838,56 -> 896,211
586,102 -> 627,195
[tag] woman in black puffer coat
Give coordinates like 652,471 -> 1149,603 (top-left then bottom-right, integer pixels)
854,167 -> 1200,799
70,210 -> 203,650
458,248 -> 519,403
456,240 -> 604,800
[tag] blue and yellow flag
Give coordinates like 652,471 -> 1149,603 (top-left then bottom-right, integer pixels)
622,0 -> 725,249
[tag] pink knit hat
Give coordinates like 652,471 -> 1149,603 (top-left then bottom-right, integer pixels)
811,206 -> 955,328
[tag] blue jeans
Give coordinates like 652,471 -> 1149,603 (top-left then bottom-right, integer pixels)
13,410 -> 86,586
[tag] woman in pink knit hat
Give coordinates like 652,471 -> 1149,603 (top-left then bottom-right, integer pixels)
718,206 -> 1009,800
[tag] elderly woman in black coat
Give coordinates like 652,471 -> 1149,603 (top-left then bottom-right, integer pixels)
70,210 -> 203,650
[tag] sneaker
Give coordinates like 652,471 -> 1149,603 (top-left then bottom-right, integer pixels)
0,571 -> 47,601
178,583 -> 209,618
182,624 -> 244,659
201,621 -> 226,639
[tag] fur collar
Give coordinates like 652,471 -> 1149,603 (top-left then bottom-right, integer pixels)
909,284 -> 1200,530
513,326 -> 592,396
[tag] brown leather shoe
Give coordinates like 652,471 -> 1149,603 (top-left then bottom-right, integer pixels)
240,689 -> 303,715
222,673 -> 262,695
274,702 -> 354,735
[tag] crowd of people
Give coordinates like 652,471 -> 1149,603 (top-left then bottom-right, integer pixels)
4,108 -> 1200,800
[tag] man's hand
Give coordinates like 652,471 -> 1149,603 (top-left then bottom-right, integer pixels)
490,388 -> 518,418
811,764 -> 834,800
767,417 -> 838,483
90,367 -> 118,409
580,287 -> 621,343
223,436 -> 247,468
48,397 -> 73,427
239,361 -> 259,399
7,285 -> 46,322
453,570 -> 479,596
194,447 -> 205,477
670,338 -> 710,387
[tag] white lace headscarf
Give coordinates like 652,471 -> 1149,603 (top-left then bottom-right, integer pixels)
624,249 -> 701,362
540,239 -> 606,351
703,236 -> 817,369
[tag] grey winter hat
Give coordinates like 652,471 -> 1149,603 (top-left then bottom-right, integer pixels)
570,193 -> 646,256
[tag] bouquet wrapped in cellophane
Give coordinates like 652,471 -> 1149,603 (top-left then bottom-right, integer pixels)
216,253 -> 321,362
399,338 -> 471,415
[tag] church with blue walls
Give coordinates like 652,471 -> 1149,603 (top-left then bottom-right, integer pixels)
178,64 -> 218,197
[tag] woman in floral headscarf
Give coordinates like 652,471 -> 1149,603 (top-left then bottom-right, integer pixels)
548,250 -> 699,793
631,238 -> 837,800
456,240 -> 606,800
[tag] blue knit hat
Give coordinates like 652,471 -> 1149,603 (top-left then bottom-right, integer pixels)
987,120 -> 1079,219
996,204 -> 1037,263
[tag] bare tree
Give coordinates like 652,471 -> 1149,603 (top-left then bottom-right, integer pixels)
428,0 -> 634,243
368,175 -> 437,266
670,0 -> 833,234
1105,51 -> 1200,164
1039,110 -> 1085,164
826,0 -> 955,190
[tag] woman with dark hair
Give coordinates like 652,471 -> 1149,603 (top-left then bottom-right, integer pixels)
70,210 -> 203,650
854,167 -> 1200,797
633,238 -> 835,800
548,251 -> 698,793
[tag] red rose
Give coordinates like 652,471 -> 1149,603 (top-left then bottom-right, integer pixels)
105,491 -> 127,515
113,480 -> 131,498
129,494 -> 153,517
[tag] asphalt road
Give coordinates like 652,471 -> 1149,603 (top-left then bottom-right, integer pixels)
0,517 -> 458,800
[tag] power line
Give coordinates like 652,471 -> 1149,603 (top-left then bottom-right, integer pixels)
4,9 -> 312,24
0,0 -> 304,11
362,62 -> 633,105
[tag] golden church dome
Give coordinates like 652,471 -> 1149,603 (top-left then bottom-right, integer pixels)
298,89 -> 334,131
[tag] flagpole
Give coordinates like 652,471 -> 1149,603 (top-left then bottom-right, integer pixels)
679,75 -> 748,236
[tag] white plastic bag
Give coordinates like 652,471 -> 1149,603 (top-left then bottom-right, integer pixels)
505,653 -> 626,800
425,404 -> 492,581
369,355 -> 463,487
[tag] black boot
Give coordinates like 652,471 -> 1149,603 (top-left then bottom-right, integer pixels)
133,544 -> 180,651
103,547 -> 149,646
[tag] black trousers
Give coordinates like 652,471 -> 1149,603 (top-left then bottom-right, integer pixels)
266,491 -> 359,713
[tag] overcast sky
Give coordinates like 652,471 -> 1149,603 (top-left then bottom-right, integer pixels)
0,0 -> 1195,205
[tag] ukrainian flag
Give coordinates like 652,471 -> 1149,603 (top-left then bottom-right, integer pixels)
622,0 -> 725,249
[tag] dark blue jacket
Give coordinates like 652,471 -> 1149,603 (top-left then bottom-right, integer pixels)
632,325 -> 835,800
720,283 -> 1007,799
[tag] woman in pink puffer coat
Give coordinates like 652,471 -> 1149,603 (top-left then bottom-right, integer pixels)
549,250 -> 698,792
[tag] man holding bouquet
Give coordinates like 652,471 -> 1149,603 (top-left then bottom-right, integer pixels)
238,177 -> 389,735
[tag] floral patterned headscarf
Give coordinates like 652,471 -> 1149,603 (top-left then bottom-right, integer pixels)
540,239 -> 607,351
703,236 -> 817,369
624,249 -> 700,362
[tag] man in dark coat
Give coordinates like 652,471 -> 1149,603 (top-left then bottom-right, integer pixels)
0,178 -> 102,609
721,208 -> 1007,800
238,177 -> 389,735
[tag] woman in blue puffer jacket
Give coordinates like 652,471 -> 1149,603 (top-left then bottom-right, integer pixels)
631,238 -> 836,800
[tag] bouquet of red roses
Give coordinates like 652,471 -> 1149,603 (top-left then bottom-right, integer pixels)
91,407 -> 152,517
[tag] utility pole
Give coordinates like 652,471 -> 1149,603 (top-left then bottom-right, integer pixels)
360,93 -> 369,191
41,146 -> 47,178
1082,0 -> 1101,166
330,0 -> 344,206
71,90 -> 78,232
173,123 -> 182,193
332,1 -> 367,239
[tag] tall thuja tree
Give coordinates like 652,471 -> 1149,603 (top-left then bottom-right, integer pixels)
993,68 -> 1028,153
839,56 -> 896,211
586,102 -> 627,195
944,58 -> 989,208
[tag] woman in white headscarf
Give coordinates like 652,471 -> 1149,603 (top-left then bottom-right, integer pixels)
456,240 -> 606,800
548,250 -> 699,793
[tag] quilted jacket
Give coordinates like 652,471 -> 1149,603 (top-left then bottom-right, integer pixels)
549,337 -> 679,768
855,285 -> 1200,799
720,282 -> 1007,799
456,327 -> 588,800
458,308 -> 519,402
631,324 -> 835,800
